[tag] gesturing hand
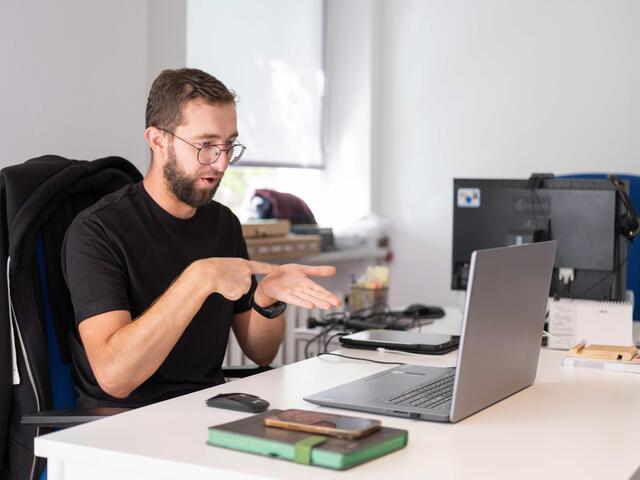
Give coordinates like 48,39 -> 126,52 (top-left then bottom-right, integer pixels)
254,263 -> 341,310
199,258 -> 255,301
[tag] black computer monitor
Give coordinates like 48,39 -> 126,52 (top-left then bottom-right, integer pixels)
452,176 -> 628,301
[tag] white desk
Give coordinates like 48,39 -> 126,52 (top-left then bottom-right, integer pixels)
36,319 -> 640,480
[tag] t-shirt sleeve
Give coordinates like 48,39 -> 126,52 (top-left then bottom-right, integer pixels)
230,214 -> 257,314
62,214 -> 130,325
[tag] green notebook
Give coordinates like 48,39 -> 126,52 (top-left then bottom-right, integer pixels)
207,409 -> 408,470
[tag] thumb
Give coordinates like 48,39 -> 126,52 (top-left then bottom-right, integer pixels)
301,265 -> 337,277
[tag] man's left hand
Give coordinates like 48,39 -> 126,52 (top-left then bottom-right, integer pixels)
251,263 -> 341,310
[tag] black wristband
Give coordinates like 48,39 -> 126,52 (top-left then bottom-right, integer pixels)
250,294 -> 287,319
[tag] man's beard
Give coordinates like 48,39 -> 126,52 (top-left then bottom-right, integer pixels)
162,146 -> 221,207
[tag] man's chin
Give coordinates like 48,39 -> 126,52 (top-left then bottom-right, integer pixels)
191,182 -> 220,205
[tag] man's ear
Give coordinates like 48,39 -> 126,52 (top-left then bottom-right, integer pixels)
144,127 -> 165,156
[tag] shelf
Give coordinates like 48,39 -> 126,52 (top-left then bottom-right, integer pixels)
279,246 -> 389,265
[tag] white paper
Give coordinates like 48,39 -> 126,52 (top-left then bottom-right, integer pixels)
576,302 -> 633,346
548,297 -> 633,349
548,300 -> 578,349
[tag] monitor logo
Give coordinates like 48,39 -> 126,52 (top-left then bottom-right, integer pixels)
457,188 -> 481,208
512,195 -> 550,216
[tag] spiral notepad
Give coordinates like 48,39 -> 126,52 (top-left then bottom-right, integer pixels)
548,298 -> 633,349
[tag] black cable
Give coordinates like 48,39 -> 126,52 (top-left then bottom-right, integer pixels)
323,331 -> 347,353
304,325 -> 333,359
386,311 -> 405,328
311,302 -> 442,335
572,255 -> 628,300
530,185 -> 541,231
316,327 -> 326,356
317,352 -> 406,365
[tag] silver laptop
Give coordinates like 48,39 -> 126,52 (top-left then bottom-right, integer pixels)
304,241 -> 556,423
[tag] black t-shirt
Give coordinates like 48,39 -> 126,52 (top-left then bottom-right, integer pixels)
62,182 -> 255,408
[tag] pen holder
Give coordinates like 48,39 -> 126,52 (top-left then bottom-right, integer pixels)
348,286 -> 389,313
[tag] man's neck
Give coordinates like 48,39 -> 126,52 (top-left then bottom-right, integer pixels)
142,175 -> 197,220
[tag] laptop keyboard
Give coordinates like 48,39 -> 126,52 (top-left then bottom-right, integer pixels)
386,373 -> 455,410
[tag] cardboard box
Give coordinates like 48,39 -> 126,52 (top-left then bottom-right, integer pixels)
242,219 -> 291,238
245,234 -> 322,261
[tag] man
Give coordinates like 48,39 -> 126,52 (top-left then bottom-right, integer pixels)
62,68 -> 340,408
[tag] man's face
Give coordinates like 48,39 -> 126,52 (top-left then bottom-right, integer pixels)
162,100 -> 238,207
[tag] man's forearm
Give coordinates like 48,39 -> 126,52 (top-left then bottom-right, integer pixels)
237,311 -> 285,366
94,261 -> 212,397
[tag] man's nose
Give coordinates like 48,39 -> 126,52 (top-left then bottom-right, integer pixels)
209,153 -> 230,172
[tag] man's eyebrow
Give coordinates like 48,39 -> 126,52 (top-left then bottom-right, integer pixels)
192,132 -> 239,142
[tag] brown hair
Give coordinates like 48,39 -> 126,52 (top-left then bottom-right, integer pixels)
145,68 -> 236,130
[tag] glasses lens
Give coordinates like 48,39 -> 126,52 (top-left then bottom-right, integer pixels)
228,144 -> 245,165
197,144 -> 245,165
198,145 -> 221,165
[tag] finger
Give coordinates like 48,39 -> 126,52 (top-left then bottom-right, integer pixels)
247,260 -> 277,276
293,288 -> 334,310
221,290 -> 243,301
278,292 -> 315,309
300,283 -> 342,306
300,265 -> 337,277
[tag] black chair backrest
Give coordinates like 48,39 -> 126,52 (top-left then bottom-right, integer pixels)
0,155 -> 142,480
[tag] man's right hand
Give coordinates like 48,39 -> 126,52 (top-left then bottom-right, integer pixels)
194,258 -> 258,301
192,258 -> 340,310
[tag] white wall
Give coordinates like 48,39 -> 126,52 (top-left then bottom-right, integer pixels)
147,1 -> 187,91
369,0 -> 640,306
0,0 -> 186,175
321,0 -> 373,229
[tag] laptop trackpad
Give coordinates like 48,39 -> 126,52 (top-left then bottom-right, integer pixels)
369,369 -> 441,391
331,367 -> 446,400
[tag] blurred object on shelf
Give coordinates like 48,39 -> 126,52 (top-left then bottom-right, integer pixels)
334,214 -> 389,249
242,219 -> 291,238
253,189 -> 317,224
290,224 -> 335,251
246,234 -> 321,261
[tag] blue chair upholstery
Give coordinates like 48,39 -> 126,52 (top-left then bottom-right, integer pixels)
36,233 -> 74,480
36,234 -> 75,412
561,174 -> 640,320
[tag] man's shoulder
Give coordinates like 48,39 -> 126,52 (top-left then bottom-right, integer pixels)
67,183 -> 142,238
76,183 -> 142,223
199,199 -> 242,227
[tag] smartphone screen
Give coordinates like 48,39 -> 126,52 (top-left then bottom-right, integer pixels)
264,409 -> 381,439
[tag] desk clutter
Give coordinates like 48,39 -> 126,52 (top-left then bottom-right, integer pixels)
304,304 -> 447,359
563,343 -> 640,374
207,409 -> 408,470
547,297 -> 633,349
347,265 -> 390,311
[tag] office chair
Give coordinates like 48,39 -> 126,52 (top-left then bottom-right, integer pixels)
0,156 -> 274,480
0,156 -> 143,480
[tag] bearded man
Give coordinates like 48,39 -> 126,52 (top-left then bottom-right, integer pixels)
62,68 -> 340,408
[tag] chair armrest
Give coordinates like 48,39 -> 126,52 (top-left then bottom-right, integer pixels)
222,365 -> 277,379
21,407 -> 130,428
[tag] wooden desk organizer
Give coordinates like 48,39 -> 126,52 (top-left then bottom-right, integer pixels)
569,343 -> 637,361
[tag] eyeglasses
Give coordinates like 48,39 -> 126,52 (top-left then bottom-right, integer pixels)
158,128 -> 246,166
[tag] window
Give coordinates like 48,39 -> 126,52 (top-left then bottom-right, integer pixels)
187,0 -> 324,168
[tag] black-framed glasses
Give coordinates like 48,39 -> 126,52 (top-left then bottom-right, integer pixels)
158,128 -> 246,166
